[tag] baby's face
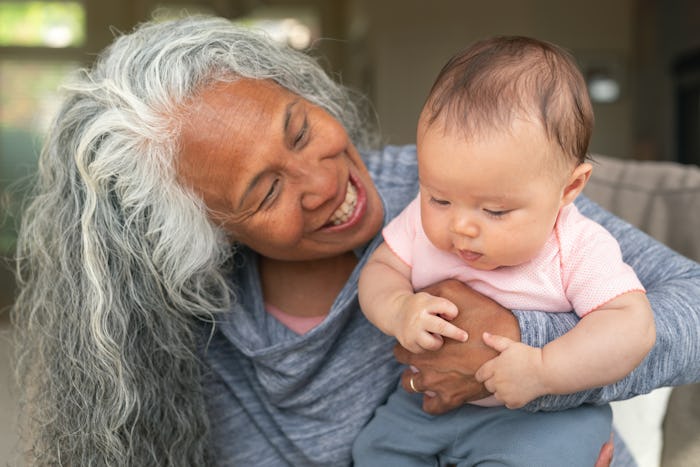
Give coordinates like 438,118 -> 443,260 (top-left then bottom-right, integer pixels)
416,117 -> 574,270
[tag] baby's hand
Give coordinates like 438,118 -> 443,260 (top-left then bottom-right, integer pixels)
475,332 -> 547,408
394,292 -> 468,353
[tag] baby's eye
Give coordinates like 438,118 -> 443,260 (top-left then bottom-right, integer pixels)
483,208 -> 509,218
429,196 -> 450,206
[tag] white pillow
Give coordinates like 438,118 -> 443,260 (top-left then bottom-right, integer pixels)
612,387 -> 673,467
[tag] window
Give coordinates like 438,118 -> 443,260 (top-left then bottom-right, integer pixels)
0,1 -> 85,47
0,1 -> 85,254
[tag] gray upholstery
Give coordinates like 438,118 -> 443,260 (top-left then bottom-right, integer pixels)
585,155 -> 700,262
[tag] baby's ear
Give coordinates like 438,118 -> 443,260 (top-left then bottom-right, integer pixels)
561,162 -> 592,205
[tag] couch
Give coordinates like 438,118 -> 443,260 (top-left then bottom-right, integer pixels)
583,155 -> 700,467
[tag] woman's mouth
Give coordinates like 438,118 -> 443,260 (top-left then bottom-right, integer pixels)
327,181 -> 358,226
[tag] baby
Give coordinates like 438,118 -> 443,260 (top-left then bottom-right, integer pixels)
354,36 -> 655,466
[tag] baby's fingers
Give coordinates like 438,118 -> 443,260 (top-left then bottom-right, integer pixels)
427,316 -> 468,343
431,297 -> 460,320
475,359 -> 494,383
481,332 -> 515,353
416,332 -> 444,352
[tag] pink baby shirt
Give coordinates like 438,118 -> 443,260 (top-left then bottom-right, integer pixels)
383,196 -> 644,317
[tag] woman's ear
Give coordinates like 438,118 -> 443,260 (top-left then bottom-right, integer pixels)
561,162 -> 592,205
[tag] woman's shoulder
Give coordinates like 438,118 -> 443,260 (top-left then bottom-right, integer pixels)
573,193 -> 609,224
363,144 -> 419,220
363,144 -> 418,184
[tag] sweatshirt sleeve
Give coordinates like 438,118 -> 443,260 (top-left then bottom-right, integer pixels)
517,196 -> 700,412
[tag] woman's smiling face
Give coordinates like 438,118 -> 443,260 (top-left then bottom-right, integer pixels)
177,79 -> 385,261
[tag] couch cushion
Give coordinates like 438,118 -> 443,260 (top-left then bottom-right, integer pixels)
583,155 -> 700,262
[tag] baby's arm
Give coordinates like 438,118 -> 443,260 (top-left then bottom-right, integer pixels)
359,243 -> 468,353
476,291 -> 655,408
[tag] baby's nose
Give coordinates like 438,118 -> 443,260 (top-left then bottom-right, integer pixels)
451,215 -> 480,238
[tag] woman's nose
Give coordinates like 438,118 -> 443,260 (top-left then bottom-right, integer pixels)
297,163 -> 336,211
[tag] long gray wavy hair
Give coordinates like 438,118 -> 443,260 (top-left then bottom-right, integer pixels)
12,15 -> 374,466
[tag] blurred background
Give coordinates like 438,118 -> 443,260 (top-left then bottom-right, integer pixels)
2,0 -> 700,310
0,0 -> 698,463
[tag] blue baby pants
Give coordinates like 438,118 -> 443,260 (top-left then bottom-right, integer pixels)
353,385 -> 612,467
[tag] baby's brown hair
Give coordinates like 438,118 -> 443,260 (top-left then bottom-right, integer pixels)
422,36 -> 594,165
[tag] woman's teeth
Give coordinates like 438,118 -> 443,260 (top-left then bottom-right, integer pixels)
328,182 -> 358,225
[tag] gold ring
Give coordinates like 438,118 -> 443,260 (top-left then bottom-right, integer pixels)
409,375 -> 420,393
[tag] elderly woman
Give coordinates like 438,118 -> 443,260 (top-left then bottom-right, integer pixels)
12,15 -> 700,466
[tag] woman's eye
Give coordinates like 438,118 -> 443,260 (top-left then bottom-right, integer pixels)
294,118 -> 308,147
260,179 -> 280,208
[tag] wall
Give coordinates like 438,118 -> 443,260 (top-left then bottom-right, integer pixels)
633,0 -> 700,161
51,0 -> 699,161
354,0 -> 635,158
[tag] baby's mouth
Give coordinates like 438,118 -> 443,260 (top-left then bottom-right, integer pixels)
327,181 -> 358,226
458,249 -> 483,262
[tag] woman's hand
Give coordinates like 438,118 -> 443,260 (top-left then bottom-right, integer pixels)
595,434 -> 614,467
393,279 -> 520,414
